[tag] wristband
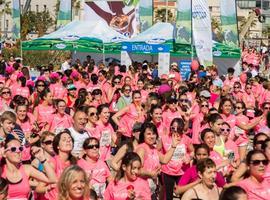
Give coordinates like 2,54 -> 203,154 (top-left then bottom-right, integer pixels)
40,159 -> 47,164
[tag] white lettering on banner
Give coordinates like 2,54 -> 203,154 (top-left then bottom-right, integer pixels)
132,44 -> 153,52
100,130 -> 111,147
171,144 -> 186,161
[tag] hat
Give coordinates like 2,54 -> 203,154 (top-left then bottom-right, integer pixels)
213,79 -> 223,88
171,62 -> 178,66
158,84 -> 171,95
71,70 -> 79,78
161,74 -> 168,80
67,84 -> 76,90
169,72 -> 181,82
132,122 -> 142,132
50,72 -> 60,79
199,90 -> 211,98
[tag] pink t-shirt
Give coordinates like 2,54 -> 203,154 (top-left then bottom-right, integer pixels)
210,150 -> 224,167
104,178 -> 151,200
48,113 -> 73,133
238,177 -> 270,200
77,158 -> 110,197
11,85 -> 30,98
225,139 -> 239,161
49,83 -> 67,99
35,104 -> 55,125
1,165 -> 31,200
162,109 -> 182,128
95,121 -> 116,161
178,165 -> 226,187
192,113 -> 209,144
161,134 -> 191,176
235,114 -> 249,146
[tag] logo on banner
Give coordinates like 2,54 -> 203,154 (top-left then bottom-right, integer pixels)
61,35 -> 80,42
122,42 -> 170,53
192,5 -> 207,19
146,38 -> 166,45
55,43 -> 66,49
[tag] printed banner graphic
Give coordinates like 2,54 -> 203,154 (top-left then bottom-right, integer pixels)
57,0 -> 72,29
139,0 -> 153,32
12,0 -> 21,40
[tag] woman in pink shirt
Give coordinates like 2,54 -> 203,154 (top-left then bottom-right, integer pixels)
161,118 -> 194,200
148,105 -> 167,137
33,90 -> 55,130
44,129 -> 77,200
107,75 -> 122,112
232,81 -> 244,102
49,72 -> 67,99
104,152 -> 151,200
237,150 -> 270,200
162,96 -> 182,128
95,104 -> 117,161
1,138 -> 56,200
191,99 -> 210,144
136,122 -> 179,199
0,87 -> 12,113
90,89 -> 104,108
84,105 -> 98,137
11,76 -> 30,99
242,83 -> 256,118
16,104 -> 35,136
112,90 -> 145,139
78,137 -> 111,198
48,99 -> 73,134
30,80 -> 47,108
176,143 -> 226,195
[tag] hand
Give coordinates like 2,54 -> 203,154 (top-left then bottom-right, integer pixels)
150,166 -> 161,179
127,187 -> 136,200
31,146 -> 45,162
171,134 -> 180,148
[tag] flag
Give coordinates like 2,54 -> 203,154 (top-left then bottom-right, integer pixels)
192,0 -> 213,66
220,0 -> 239,47
139,0 -> 153,32
57,0 -> 72,29
175,0 -> 192,44
12,0 -> 21,40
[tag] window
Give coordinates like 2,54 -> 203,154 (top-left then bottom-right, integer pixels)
43,5 -> 47,11
36,5 -> 39,12
5,20 -> 8,29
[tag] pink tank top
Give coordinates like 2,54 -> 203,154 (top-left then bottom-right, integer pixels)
36,104 -> 54,124
2,165 -> 31,200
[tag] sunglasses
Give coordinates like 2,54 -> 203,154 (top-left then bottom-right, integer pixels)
37,84 -> 45,87
246,87 -> 252,89
93,92 -> 102,95
114,81 -> 120,84
179,99 -> 189,103
250,159 -> 269,166
234,86 -> 240,89
170,126 -> 181,133
124,89 -> 131,92
264,107 -> 270,110
86,144 -> 100,149
256,140 -> 266,145
221,128 -> 230,132
201,104 -> 209,108
89,112 -> 97,117
236,106 -> 243,109
6,146 -> 23,153
43,140 -> 53,145
2,91 -> 11,95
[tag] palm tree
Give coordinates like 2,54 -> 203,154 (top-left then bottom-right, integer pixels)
154,8 -> 175,23
211,17 -> 223,42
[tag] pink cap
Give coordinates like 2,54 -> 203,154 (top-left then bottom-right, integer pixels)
161,74 -> 168,80
37,76 -> 46,81
61,76 -> 67,83
71,70 -> 79,78
26,80 -> 35,87
158,84 -> 171,95
17,72 -> 24,79
50,72 -> 60,79
6,66 -> 15,74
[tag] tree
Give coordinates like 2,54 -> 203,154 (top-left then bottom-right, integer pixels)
21,10 -> 54,40
211,17 -> 223,42
0,0 -> 12,38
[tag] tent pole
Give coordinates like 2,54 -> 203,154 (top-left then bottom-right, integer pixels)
165,0 -> 168,23
102,45 -> 105,64
191,0 -> 194,61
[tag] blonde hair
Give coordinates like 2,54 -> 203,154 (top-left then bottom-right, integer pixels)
0,111 -> 16,124
58,165 -> 90,200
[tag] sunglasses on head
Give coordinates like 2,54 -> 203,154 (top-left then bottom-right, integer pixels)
256,140 -> 266,145
236,106 -> 242,109
37,84 -> 45,87
170,126 -> 182,133
201,104 -> 209,108
234,86 -> 240,88
264,107 -> 270,110
250,159 -> 269,166
43,140 -> 53,145
86,144 -> 99,149
6,146 -> 23,153
114,81 -> 120,84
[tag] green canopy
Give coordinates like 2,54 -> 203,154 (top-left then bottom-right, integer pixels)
22,20 -> 127,53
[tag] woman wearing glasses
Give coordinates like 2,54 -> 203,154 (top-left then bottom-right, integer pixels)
192,99 -> 210,144
161,118 -> 194,200
0,87 -> 12,113
78,137 -> 111,198
237,150 -> 270,200
48,99 -> 73,134
30,79 -> 47,108
116,84 -> 132,111
242,83 -> 256,118
252,102 -> 270,135
107,75 -> 122,112
1,138 -> 56,200
91,89 -> 104,108
162,97 -> 182,129
232,82 -> 244,102
84,106 -> 98,137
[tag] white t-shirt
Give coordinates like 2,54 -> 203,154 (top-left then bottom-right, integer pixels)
68,127 -> 89,157
61,61 -> 71,71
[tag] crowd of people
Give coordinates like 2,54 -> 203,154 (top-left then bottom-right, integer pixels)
0,48 -> 269,200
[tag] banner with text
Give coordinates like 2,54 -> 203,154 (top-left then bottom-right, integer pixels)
158,52 -> 170,77
176,0 -> 192,44
220,0 -> 239,47
192,0 -> 213,66
84,1 -> 140,37
57,0 -> 72,29
12,0 -> 21,40
122,42 -> 170,54
139,0 -> 153,32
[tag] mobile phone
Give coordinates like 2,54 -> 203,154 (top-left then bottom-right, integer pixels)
228,152 -> 235,161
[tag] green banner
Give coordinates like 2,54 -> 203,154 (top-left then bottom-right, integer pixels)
175,0 -> 192,44
139,0 -> 153,32
220,0 -> 239,47
57,0 -> 72,29
12,0 -> 21,40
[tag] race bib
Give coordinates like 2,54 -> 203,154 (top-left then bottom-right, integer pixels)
235,126 -> 245,135
92,183 -> 106,198
171,144 -> 186,161
100,130 -> 111,147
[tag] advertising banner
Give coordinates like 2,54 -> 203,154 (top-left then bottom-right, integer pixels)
192,0 -> 213,66
84,1 -> 140,37
220,0 -> 239,47
158,52 -> 170,77
12,0 -> 21,40
57,0 -> 72,29
176,0 -> 192,44
139,0 -> 153,32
